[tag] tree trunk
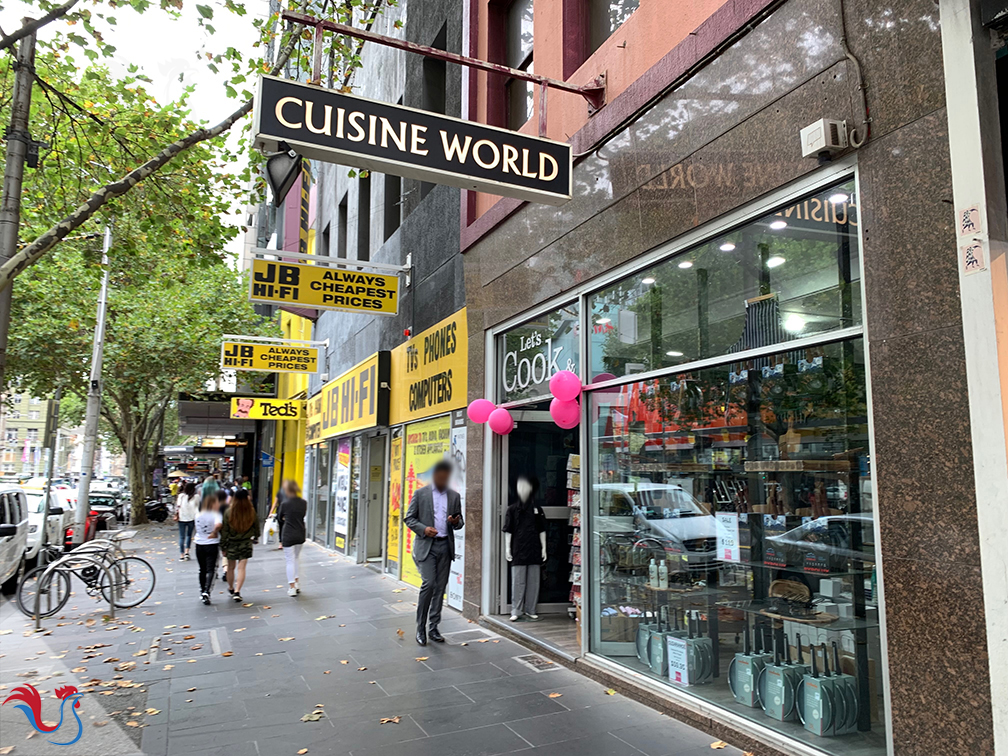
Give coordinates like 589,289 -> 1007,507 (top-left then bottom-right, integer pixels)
129,442 -> 149,525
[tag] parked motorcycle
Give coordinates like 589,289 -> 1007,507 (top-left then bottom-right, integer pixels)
145,499 -> 169,522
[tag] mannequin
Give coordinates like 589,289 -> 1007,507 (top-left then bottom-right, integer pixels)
503,475 -> 547,621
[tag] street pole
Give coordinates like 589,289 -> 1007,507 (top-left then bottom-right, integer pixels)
41,387 -> 61,553
73,227 -> 111,545
0,23 -> 36,392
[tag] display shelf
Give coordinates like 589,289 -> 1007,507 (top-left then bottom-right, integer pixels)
716,599 -> 881,631
719,557 -> 874,578
743,459 -> 854,472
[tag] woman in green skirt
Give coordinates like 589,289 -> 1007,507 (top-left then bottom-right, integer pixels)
221,488 -> 259,603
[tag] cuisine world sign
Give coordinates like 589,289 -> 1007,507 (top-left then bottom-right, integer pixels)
252,75 -> 572,205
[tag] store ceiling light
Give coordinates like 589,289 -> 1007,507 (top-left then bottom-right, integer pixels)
596,317 -> 611,324
828,192 -> 849,204
678,260 -> 694,269
783,314 -> 806,333
769,220 -> 788,230
641,277 -> 656,285
719,242 -> 736,252
766,256 -> 786,268
666,350 -> 684,357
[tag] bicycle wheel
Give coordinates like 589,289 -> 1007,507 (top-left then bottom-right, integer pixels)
99,556 -> 156,608
16,565 -> 71,618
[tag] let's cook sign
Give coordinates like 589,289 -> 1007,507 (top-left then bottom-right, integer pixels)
252,75 -> 572,205
221,341 -> 319,373
250,258 -> 399,315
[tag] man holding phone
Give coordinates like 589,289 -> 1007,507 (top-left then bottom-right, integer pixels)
404,459 -> 464,646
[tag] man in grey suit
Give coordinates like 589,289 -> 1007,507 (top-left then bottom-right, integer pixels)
404,459 -> 464,646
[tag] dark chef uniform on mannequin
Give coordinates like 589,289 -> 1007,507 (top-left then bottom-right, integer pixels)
503,475 -> 547,621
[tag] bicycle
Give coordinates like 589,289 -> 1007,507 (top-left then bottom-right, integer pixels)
15,531 -> 156,618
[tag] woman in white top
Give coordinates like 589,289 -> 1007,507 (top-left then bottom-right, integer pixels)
193,493 -> 223,604
174,481 -> 200,561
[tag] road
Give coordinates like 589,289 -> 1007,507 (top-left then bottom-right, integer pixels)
0,524 -> 743,756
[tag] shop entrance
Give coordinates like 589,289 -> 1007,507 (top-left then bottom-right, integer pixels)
496,401 -> 580,657
361,435 -> 387,564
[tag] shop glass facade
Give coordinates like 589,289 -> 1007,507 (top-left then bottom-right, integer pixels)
583,179 -> 884,755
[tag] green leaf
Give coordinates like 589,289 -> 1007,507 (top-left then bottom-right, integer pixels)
196,3 -> 214,18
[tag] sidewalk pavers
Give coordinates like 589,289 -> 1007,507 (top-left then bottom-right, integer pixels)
0,523 -> 742,756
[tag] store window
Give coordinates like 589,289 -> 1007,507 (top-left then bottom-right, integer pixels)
497,302 -> 580,404
589,180 -> 860,380
333,438 -> 351,552
588,0 -> 639,54
348,436 -> 362,558
585,180 -> 883,755
313,441 -> 332,547
505,0 -> 534,130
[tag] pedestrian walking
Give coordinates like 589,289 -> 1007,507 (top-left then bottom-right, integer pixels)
202,474 -> 219,502
174,481 -> 200,561
503,475 -> 547,621
269,486 -> 286,549
194,493 -> 223,605
403,459 -> 464,646
221,488 -> 258,603
216,488 -> 231,582
277,479 -> 307,597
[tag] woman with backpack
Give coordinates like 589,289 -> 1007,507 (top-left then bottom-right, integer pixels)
174,481 -> 200,561
221,488 -> 259,603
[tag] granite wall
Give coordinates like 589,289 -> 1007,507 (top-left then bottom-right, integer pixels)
461,0 -> 996,752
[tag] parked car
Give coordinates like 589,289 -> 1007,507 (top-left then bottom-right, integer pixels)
89,491 -> 126,523
21,488 -> 68,566
0,486 -> 29,593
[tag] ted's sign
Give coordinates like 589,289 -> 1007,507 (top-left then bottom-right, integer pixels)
252,75 -> 572,205
230,397 -> 305,420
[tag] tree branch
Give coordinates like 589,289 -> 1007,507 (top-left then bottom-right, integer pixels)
0,28 -> 299,292
0,0 -> 81,53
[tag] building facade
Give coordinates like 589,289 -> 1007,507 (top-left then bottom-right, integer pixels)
0,392 -> 52,477
459,1 -> 1008,756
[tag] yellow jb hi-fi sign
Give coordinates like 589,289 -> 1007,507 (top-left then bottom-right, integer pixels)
220,341 -> 320,373
249,258 -> 400,315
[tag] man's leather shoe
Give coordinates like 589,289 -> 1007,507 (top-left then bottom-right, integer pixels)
429,627 -> 445,643
416,629 -> 427,646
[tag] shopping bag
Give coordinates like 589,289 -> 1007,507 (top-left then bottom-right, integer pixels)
262,515 -> 278,545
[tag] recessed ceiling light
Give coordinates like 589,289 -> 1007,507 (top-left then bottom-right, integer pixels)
769,220 -> 788,230
666,350 -> 684,357
719,242 -> 736,252
641,277 -> 655,285
828,192 -> 849,204
766,256 -> 786,268
678,260 -> 693,269
596,317 -> 611,324
783,314 -> 806,333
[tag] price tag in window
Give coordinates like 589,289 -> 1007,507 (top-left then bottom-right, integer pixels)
667,636 -> 690,686
716,512 -> 740,563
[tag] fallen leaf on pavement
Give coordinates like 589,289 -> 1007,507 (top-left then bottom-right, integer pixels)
460,642 -> 468,646
278,637 -> 294,642
162,665 -> 174,670
396,629 -> 404,639
357,667 -> 367,671
262,606 -> 271,609
221,651 -> 234,657
164,625 -> 176,629
126,721 -> 139,727
298,750 -> 309,755
340,660 -> 349,665
709,742 -> 727,750
323,670 -> 331,675
368,681 -> 376,685
339,624 -> 346,628
548,693 -> 562,698
379,716 -> 401,724
605,689 -> 616,696
0,746 -> 14,754
145,708 -> 161,715
187,687 -> 197,692
243,603 -> 254,607
132,650 -> 147,657
234,629 -> 246,633
314,616 -> 328,621
477,639 -> 489,643
183,635 -> 195,640
71,667 -> 86,673
93,721 -> 108,727
0,630 -> 11,636
415,657 -> 428,662
300,711 -> 325,722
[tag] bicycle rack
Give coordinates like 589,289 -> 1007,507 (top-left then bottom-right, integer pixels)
33,552 -> 117,630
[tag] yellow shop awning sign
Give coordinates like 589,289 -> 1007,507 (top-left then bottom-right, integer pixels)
249,259 -> 399,315
390,308 -> 467,425
221,341 -> 319,373
230,397 -> 304,420
306,352 -> 390,443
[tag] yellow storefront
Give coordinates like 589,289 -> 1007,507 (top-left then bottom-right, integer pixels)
385,309 -> 468,612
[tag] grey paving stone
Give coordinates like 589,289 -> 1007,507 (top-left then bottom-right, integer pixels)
410,691 -> 568,736
608,719 -> 741,756
519,732 -> 645,756
376,662 -> 512,696
455,669 -> 584,703
348,722 -> 530,756
505,700 -> 667,747
168,698 -> 248,728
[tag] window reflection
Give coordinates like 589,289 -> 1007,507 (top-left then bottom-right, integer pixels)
588,180 -> 860,379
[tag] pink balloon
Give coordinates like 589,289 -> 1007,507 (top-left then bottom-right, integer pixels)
467,398 -> 496,424
488,407 -> 514,435
549,370 -> 582,402
550,397 -> 581,429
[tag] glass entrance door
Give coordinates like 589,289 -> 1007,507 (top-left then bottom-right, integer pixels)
498,402 -> 580,615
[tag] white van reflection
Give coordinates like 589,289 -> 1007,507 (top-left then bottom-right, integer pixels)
595,483 -> 718,569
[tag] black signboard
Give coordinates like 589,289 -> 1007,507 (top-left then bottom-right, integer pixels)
252,75 -> 572,205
